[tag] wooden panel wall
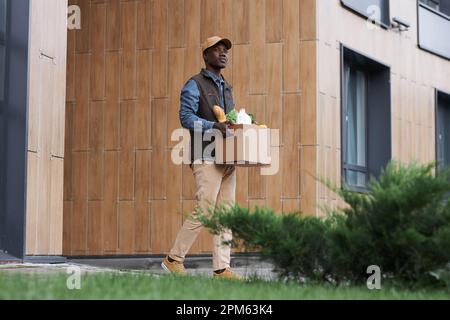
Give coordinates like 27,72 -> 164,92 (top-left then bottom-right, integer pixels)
316,0 -> 450,215
64,0 -> 317,256
26,0 -> 68,255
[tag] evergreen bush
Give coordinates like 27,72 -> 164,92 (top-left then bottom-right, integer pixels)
198,161 -> 450,288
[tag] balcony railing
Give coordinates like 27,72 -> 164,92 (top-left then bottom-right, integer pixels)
341,0 -> 391,28
418,2 -> 450,60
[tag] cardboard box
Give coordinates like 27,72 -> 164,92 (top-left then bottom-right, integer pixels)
215,124 -> 272,167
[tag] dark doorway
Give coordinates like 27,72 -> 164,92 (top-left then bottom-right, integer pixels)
436,90 -> 450,171
341,45 -> 392,192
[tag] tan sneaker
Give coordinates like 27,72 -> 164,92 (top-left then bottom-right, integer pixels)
161,256 -> 187,275
213,268 -> 245,281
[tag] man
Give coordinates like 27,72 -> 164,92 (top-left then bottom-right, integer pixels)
161,36 -> 243,281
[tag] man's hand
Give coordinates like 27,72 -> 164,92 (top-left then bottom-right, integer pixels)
213,122 -> 228,137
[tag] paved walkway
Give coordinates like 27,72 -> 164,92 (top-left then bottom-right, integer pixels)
0,255 -> 278,280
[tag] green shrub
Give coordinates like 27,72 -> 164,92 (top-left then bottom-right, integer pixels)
328,161 -> 450,286
198,161 -> 450,288
198,204 -> 331,281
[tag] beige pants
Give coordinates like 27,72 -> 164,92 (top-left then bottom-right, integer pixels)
169,161 -> 236,270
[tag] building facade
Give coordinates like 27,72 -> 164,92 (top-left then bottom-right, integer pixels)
1,0 -> 450,260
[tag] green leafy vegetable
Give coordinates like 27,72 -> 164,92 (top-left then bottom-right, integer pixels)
226,109 -> 238,124
226,110 -> 257,124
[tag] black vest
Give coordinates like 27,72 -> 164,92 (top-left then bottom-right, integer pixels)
188,69 -> 235,162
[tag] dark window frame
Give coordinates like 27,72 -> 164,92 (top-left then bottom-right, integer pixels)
419,0 -> 450,19
342,64 -> 370,193
417,0 -> 450,61
435,89 -> 450,172
0,0 -> 6,102
0,0 -> 5,45
340,45 -> 392,193
340,0 -> 391,29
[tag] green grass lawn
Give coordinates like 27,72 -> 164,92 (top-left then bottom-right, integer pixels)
0,271 -> 448,300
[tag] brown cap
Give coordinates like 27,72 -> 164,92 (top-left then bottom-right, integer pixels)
201,36 -> 232,53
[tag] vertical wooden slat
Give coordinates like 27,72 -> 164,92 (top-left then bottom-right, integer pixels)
153,0 -> 169,47
152,49 -> 168,98
233,0 -> 250,45
121,1 -> 137,100
90,2 -> 106,100
151,98 -> 168,199
136,150 -> 151,202
88,151 -> 104,201
71,201 -> 88,255
119,101 -> 136,200
168,48 -> 185,147
300,41 -> 317,146
66,29 -> 76,103
249,0 -> 266,94
104,51 -> 120,150
282,95 -> 300,198
72,151 -> 88,201
119,202 -> 135,253
136,49 -> 152,101
135,202 -> 151,253
264,43 -> 283,213
136,99 -> 152,150
266,43 -> 282,132
63,201 -> 72,255
137,0 -> 153,49
232,44 -> 250,108
75,0 -> 91,53
106,0 -> 121,51
89,101 -> 104,150
283,0 -> 300,93
87,201 -> 103,255
90,52 -> 105,101
64,109 -> 74,202
73,53 -> 90,151
184,0 -> 201,82
167,150 -> 182,201
71,150 -> 89,254
200,0 -> 216,41
265,0 -> 282,43
151,200 -> 182,253
300,0 -> 316,40
217,0 -> 233,39
185,0 -> 201,47
103,151 -> 119,252
168,0 -> 185,48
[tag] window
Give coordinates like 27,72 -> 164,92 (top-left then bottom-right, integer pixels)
420,0 -> 450,17
0,0 -> 6,101
436,91 -> 450,171
341,46 -> 391,191
418,0 -> 450,60
343,66 -> 368,188
341,0 -> 391,28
